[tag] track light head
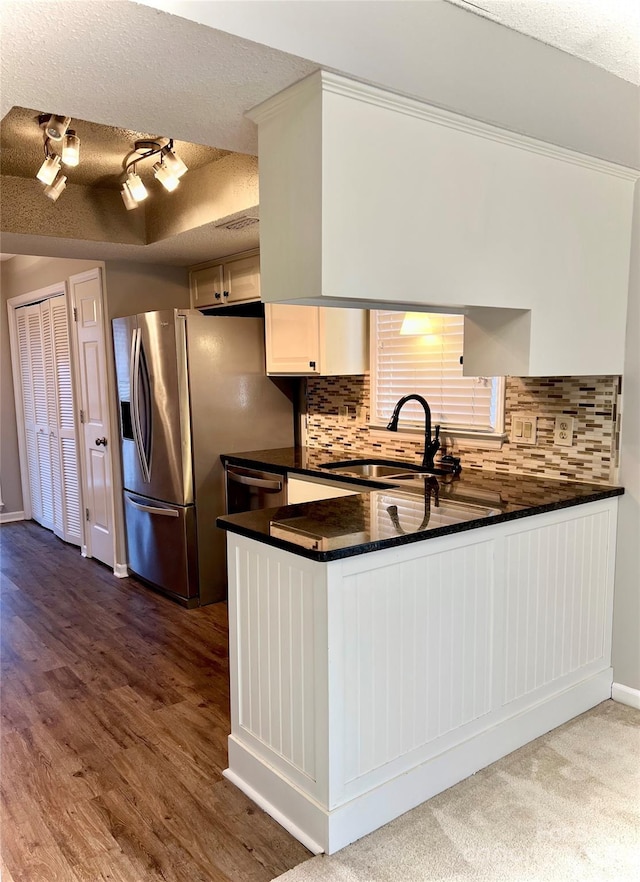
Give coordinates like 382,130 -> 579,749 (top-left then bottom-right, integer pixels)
36,153 -> 61,185
44,174 -> 67,202
126,171 -> 148,202
153,161 -> 180,192
39,113 -> 72,141
161,145 -> 188,179
121,182 -> 139,210
62,130 -> 80,166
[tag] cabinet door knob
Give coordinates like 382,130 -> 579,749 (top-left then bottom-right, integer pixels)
215,292 -> 221,299
95,437 -> 108,447
223,291 -> 229,298
309,361 -> 316,369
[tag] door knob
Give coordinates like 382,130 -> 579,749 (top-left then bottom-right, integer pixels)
95,437 -> 108,446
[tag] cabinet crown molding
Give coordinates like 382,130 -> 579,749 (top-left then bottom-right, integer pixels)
248,70 -> 640,182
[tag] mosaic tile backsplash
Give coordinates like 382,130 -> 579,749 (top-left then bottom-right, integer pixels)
304,374 -> 622,485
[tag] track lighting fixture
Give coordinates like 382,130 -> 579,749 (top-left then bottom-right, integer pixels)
32,117 -> 187,209
35,113 -> 81,202
121,138 -> 188,209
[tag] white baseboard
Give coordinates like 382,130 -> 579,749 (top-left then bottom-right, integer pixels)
113,562 -> 128,578
224,763 -> 324,855
612,682 -> 640,710
226,669 -> 613,855
0,510 -> 25,524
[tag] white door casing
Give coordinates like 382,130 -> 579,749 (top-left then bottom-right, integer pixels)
69,269 -> 115,568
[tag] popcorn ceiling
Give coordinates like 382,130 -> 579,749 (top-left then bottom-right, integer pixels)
305,374 -> 622,485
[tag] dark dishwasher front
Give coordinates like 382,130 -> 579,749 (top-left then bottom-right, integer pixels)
225,465 -> 287,513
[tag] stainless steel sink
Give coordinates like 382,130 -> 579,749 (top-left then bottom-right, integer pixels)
319,459 -> 424,479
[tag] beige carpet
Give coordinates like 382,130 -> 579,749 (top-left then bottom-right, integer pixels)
274,700 -> 640,882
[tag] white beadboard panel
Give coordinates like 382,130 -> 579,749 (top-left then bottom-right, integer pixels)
236,541 -> 318,782
341,541 -> 494,784
503,508 -> 611,705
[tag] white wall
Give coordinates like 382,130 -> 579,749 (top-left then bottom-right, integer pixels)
1,256 -> 102,516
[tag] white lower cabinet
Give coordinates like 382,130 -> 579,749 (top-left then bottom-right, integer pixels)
265,304 -> 368,375
224,497 -> 618,854
287,474 -> 362,504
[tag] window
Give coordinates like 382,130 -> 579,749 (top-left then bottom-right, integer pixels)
370,311 -> 505,438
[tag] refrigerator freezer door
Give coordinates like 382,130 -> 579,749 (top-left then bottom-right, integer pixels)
113,315 -> 143,491
126,310 -> 193,504
124,491 -> 198,602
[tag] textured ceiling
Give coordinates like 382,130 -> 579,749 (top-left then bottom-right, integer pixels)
1,107 -> 230,189
0,1 -> 319,155
1,0 -> 637,267
446,0 -> 640,84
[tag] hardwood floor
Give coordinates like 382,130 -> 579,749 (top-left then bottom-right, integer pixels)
0,521 -> 311,882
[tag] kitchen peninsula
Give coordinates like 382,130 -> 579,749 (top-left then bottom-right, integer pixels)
217,449 -> 622,854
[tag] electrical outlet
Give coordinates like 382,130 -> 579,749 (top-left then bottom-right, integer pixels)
510,413 -> 537,445
338,405 -> 350,418
356,406 -> 367,424
554,415 -> 574,447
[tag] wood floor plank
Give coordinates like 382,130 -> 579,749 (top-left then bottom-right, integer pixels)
0,521 -> 310,882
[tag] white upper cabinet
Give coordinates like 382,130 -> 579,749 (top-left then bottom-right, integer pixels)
265,304 -> 368,376
248,72 -> 639,376
190,251 -> 260,308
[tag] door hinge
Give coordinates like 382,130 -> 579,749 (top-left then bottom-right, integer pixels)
85,508 -> 90,522
79,409 -> 85,424
73,307 -> 78,321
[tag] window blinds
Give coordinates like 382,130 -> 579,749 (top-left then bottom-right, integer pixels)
371,311 -> 498,432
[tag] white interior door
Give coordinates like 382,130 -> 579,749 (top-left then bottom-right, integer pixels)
48,297 -> 83,544
15,304 -> 46,526
70,270 -> 114,567
14,296 -> 83,546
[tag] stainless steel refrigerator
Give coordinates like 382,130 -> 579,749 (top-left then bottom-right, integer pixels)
112,309 -> 294,606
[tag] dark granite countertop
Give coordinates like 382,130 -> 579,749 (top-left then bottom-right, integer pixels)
217,447 -> 624,562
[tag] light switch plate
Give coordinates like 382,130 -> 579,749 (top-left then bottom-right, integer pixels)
510,412 -> 538,445
554,415 -> 574,447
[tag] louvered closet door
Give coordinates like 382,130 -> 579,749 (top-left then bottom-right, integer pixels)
42,300 -> 63,535
15,298 -> 82,546
19,303 -> 56,530
49,297 -> 82,545
49,297 -> 82,544
16,306 -> 44,525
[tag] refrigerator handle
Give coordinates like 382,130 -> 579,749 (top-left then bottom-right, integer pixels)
126,495 -> 179,517
131,327 -> 151,482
